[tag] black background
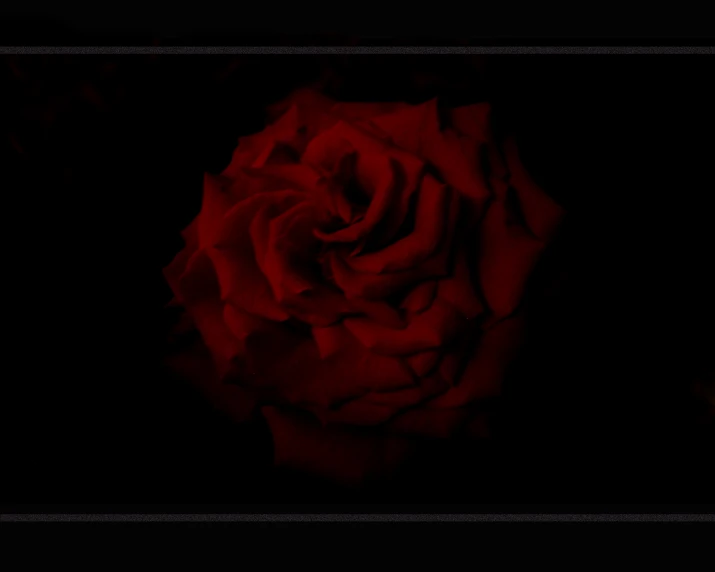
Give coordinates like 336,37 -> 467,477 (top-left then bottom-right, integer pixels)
4,44 -> 714,509
2,3 -> 715,46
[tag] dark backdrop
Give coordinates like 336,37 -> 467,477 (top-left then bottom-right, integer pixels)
4,53 -> 714,510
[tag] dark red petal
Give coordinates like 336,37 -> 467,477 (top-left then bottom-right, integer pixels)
262,406 -> 416,486
478,192 -> 544,318
314,154 -> 397,244
405,350 -> 441,377
163,246 -> 195,300
364,374 -> 449,406
171,249 -> 242,375
223,303 -> 275,342
308,400 -> 398,426
166,335 -> 257,423
312,324 -> 346,359
251,201 -> 318,300
401,280 -> 438,314
266,88 -> 336,122
388,406 -> 471,438
327,182 -> 459,301
448,103 -> 491,140
327,247 -> 439,300
343,299 -> 465,355
429,315 -> 524,408
503,137 -> 566,242
179,217 -> 199,252
222,102 -> 328,182
302,121 -> 425,244
314,374 -> 450,427
345,297 -> 406,329
250,139 -> 300,169
346,176 -> 450,273
208,192 -> 305,322
370,99 -> 490,201
252,201 -> 349,327
330,101 -> 409,122
438,337 -> 473,386
245,323 -> 414,409
197,173 -> 239,248
436,246 -> 485,319
240,162 -> 333,219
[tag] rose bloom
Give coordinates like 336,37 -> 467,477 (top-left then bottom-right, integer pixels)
164,88 -> 564,485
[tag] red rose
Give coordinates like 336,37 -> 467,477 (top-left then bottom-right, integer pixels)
164,88 -> 564,485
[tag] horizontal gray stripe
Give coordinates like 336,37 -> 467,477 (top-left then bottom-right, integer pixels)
2,513 -> 714,522
1,46 -> 713,55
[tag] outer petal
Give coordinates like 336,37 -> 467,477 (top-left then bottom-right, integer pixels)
503,137 -> 565,242
167,249 -> 242,377
330,101 -> 409,122
477,187 -> 546,318
448,103 -> 491,140
388,407 -> 472,439
263,406 -> 416,487
428,315 -> 525,408
244,323 -> 415,409
312,374 -> 450,427
165,332 -> 258,423
197,173 -> 240,249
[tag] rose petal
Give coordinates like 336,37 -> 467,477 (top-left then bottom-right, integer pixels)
370,99 -> 490,201
247,324 -> 414,408
477,191 -> 544,318
266,88 -> 336,122
400,280 -> 438,314
179,217 -> 199,252
252,201 -> 350,327
503,137 -> 565,242
312,324 -> 346,359
448,103 -> 491,140
436,246 -> 485,319
344,299 -> 466,355
209,191 -> 306,322
388,406 -> 471,438
429,315 -> 524,408
326,182 -> 460,300
345,175 -> 451,273
330,102 -> 409,122
314,154 -> 398,244
251,202 -> 318,300
262,406 -> 416,486
314,374 -> 450,427
166,334 -> 257,423
223,303 -> 276,343
169,249 -> 242,375
197,173 -> 239,248
345,297 -> 406,329
327,237 -> 452,301
405,350 -> 441,377
302,120 -> 425,245
240,162 -> 334,219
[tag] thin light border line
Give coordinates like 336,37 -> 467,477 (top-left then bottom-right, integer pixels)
1,514 -> 714,522
1,46 -> 714,54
